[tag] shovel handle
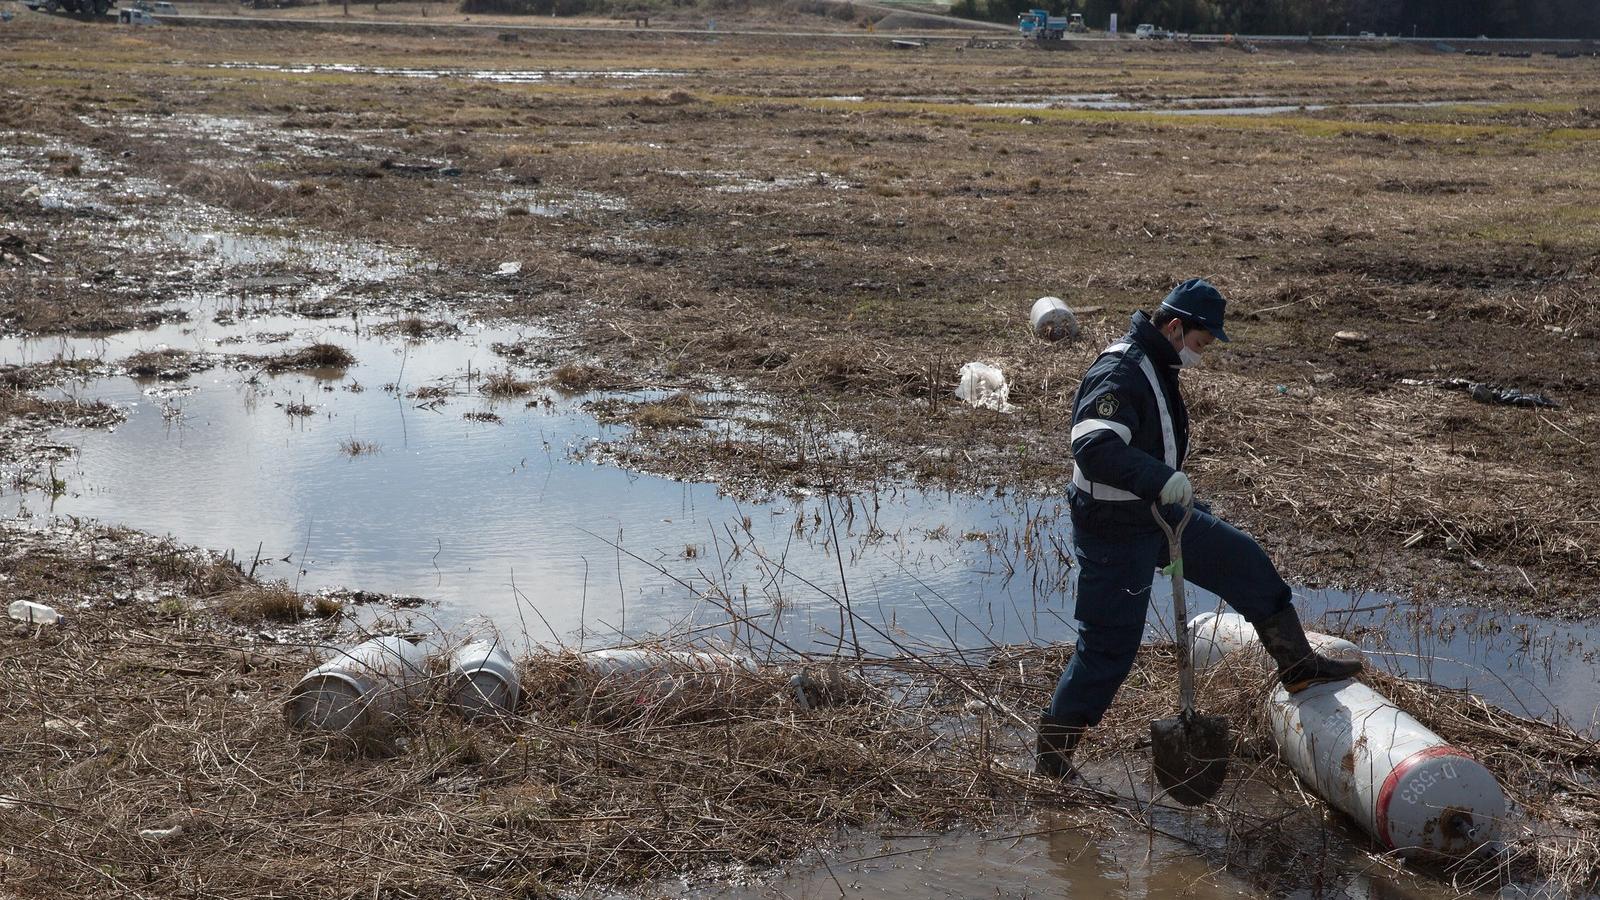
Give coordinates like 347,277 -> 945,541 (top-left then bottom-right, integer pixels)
1153,500 -> 1196,717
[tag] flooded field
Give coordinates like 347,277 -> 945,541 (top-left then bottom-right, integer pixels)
2,11 -> 1599,900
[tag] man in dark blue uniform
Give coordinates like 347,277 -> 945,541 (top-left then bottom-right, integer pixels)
1036,278 -> 1363,778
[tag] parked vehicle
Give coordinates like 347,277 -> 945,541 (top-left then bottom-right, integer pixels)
36,0 -> 117,18
1017,8 -> 1069,41
1136,23 -> 1170,39
119,7 -> 157,23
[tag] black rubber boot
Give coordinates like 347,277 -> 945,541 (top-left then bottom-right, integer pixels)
1256,606 -> 1363,693
1035,714 -> 1087,779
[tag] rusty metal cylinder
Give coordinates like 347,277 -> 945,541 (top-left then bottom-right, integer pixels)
1190,611 -> 1505,858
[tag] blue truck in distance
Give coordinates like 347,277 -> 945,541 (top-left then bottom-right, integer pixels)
1018,9 -> 1084,39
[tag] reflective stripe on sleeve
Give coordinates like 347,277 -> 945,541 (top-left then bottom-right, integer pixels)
1070,418 -> 1132,444
1071,466 -> 1140,502
1091,340 -> 1176,468
1068,339 -> 1176,503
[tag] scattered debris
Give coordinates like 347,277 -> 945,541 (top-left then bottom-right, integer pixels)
954,362 -> 1014,413
0,233 -> 52,267
379,159 -> 462,177
8,600 -> 63,626
1401,377 -> 1560,409
1333,330 -> 1371,346
240,275 -> 306,291
494,261 -> 522,277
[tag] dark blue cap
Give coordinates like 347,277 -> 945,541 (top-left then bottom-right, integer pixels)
1160,278 -> 1230,342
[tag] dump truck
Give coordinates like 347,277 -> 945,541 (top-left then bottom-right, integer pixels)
29,0 -> 118,19
1018,9 -> 1083,40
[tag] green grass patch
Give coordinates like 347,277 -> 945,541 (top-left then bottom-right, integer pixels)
1467,203 -> 1600,246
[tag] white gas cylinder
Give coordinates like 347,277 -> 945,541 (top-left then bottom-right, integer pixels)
1029,296 -> 1079,342
285,636 -> 428,734
445,640 -> 521,720
1188,611 -> 1504,858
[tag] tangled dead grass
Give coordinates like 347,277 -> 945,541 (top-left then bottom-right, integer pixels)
549,362 -> 612,392
120,348 -> 194,378
1184,369 -> 1600,600
629,392 -> 701,429
216,582 -> 344,624
256,343 -> 357,373
1,538 -> 1595,900
481,370 -> 534,398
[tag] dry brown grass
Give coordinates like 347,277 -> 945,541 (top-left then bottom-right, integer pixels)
216,582 -> 314,624
630,392 -> 701,429
259,343 -> 357,373
549,362 -> 609,391
376,317 -> 461,340
480,371 -> 534,397
1,594 -> 1594,899
121,348 -> 193,378
0,269 -> 164,334
0,518 -> 1594,900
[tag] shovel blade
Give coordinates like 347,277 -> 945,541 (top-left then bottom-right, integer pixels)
1150,712 -> 1230,806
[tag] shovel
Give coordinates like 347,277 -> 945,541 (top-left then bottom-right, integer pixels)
1149,500 -> 1230,806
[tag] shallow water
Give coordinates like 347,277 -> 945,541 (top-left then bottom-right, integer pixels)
691,816 -> 1455,899
206,62 -> 686,83
846,93 -> 1491,117
3,309 -> 1597,736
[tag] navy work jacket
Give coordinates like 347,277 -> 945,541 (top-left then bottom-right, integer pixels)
1067,311 -> 1190,535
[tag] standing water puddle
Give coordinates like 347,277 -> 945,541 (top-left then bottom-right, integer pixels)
3,307 -> 1596,899
204,62 -> 687,83
836,93 -> 1496,116
3,314 -> 1596,729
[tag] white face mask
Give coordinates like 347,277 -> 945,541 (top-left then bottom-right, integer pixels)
1171,324 -> 1205,367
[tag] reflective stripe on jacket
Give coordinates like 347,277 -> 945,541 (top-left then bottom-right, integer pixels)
1068,311 -> 1189,530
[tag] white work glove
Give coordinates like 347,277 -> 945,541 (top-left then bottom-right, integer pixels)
1159,472 -> 1193,507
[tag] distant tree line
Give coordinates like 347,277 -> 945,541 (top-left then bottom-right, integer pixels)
951,0 -> 1600,38
457,0 -> 832,15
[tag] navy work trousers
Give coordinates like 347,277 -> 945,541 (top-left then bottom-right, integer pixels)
1048,506 -> 1292,726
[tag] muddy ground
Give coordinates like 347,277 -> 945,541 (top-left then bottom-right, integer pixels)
2,519 -> 1596,900
5,13 -> 1598,616
2,11 -> 1600,898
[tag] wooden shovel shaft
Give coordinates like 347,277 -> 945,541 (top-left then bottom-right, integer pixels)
1152,501 -> 1195,718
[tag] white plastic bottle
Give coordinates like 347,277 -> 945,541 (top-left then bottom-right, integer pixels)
8,600 -> 63,625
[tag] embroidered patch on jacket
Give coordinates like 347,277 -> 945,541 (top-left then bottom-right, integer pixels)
1095,393 -> 1120,418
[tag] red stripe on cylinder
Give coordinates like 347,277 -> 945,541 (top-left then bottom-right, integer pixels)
1374,745 -> 1472,850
